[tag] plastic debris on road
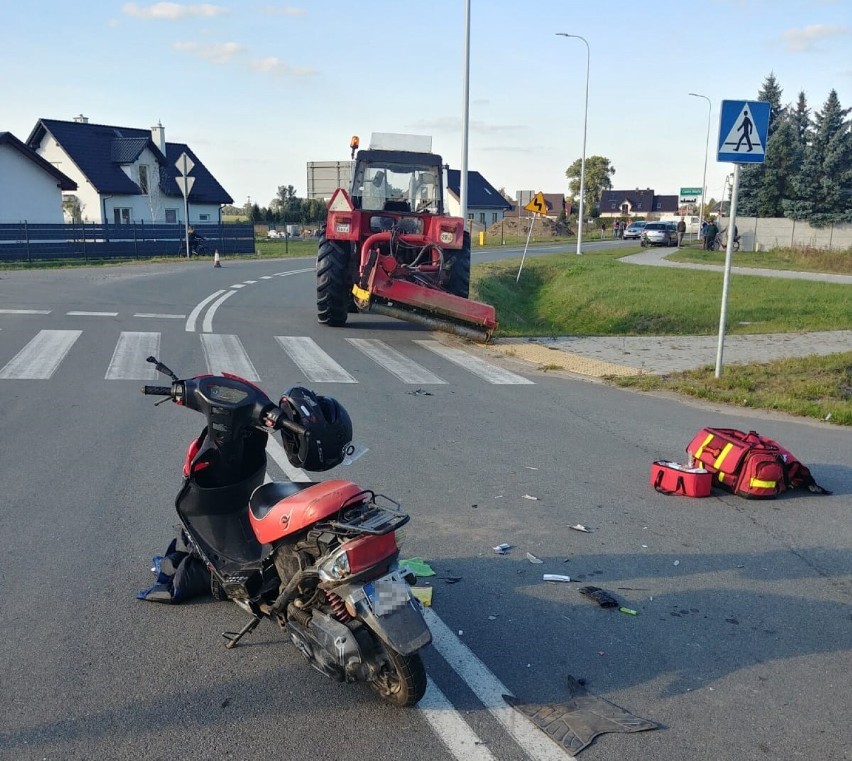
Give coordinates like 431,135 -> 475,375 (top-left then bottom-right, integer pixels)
571,524 -> 591,533
400,557 -> 436,577
493,543 -> 512,555
523,494 -> 540,501
544,574 -> 572,583
526,552 -> 544,564
410,586 -> 433,606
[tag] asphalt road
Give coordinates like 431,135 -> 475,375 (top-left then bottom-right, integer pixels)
0,254 -> 850,761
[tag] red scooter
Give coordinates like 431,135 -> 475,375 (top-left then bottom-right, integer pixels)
141,356 -> 430,707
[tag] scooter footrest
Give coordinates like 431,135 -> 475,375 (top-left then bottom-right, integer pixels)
221,570 -> 263,599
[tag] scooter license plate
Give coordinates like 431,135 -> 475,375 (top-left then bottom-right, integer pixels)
364,572 -> 410,617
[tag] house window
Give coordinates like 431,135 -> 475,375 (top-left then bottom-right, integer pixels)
165,209 -> 178,223
113,208 -> 132,224
199,213 -> 210,221
479,212 -> 485,224
492,213 -> 498,223
139,165 -> 149,194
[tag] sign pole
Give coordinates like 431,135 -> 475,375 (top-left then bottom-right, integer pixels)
714,163 -> 741,378
183,194 -> 190,259
516,213 -> 537,283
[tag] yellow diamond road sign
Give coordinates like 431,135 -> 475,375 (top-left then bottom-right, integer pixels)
524,192 -> 547,214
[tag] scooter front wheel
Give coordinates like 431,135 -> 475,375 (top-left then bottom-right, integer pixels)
368,642 -> 426,707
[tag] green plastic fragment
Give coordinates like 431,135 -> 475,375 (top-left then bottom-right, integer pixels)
400,557 -> 436,577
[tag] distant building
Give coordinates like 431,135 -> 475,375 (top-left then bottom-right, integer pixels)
598,189 -> 678,219
0,131 -> 76,223
510,191 -> 569,219
446,169 -> 512,228
27,116 -> 232,224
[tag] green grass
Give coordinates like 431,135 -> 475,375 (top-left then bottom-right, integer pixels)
668,244 -> 852,274
611,353 -> 852,425
471,247 -> 852,337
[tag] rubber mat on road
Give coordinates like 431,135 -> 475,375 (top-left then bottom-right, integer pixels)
504,676 -> 658,754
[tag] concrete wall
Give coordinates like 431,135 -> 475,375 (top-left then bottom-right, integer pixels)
730,216 -> 852,252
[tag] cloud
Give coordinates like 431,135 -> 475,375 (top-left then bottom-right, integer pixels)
122,2 -> 228,20
260,5 -> 306,16
249,57 -> 317,77
173,40 -> 244,63
781,23 -> 850,52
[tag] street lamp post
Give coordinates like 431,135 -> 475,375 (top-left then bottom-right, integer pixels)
689,92 -> 711,238
556,33 -> 589,256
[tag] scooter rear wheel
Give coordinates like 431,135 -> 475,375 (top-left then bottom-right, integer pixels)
369,643 -> 426,708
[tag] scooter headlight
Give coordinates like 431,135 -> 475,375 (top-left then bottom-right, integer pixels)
319,548 -> 351,581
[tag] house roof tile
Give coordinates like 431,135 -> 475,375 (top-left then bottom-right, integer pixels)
446,169 -> 513,210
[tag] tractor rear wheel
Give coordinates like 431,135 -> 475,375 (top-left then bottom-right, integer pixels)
446,231 -> 471,298
317,235 -> 354,326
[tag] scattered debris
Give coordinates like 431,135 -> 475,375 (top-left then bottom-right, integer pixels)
544,574 -> 572,583
618,607 -> 638,616
441,576 -> 463,584
493,543 -> 512,555
578,586 -> 620,608
411,586 -> 433,606
571,524 -> 591,533
488,614 -> 498,620
408,388 -> 433,396
673,560 -> 680,566
400,557 -> 435,577
525,466 -> 539,470
523,494 -> 540,501
471,503 -> 478,509
526,552 -> 544,564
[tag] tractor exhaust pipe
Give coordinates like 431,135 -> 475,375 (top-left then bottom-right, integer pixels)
368,302 -> 493,343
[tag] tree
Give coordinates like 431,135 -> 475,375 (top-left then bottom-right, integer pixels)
62,194 -> 84,223
564,155 -> 615,215
738,72 -> 786,216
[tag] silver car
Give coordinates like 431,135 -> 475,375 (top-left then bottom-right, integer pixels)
641,221 -> 678,247
623,221 -> 646,240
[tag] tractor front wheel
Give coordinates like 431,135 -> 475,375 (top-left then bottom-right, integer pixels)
317,235 -> 354,327
446,231 -> 471,298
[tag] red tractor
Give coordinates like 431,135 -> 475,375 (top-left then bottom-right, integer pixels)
316,134 -> 497,343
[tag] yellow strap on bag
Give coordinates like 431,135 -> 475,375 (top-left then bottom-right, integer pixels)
750,477 -> 776,489
693,434 -> 714,460
714,443 -> 734,470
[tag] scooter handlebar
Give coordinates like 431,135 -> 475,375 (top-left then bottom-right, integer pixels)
142,385 -> 173,396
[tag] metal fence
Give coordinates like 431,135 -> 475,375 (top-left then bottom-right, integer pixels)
0,222 -> 256,263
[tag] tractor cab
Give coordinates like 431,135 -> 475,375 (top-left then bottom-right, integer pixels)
350,149 -> 445,216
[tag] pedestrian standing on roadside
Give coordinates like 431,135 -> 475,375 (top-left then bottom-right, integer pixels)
601,221 -> 607,240
676,217 -> 686,248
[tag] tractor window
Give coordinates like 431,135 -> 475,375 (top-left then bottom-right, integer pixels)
359,164 -> 441,214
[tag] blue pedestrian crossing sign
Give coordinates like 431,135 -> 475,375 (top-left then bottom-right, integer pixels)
717,100 -> 770,163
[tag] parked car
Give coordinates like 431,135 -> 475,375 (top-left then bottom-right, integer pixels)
623,221 -> 647,240
641,221 -> 678,247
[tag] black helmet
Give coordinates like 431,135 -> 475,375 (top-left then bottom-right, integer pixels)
279,387 -> 353,472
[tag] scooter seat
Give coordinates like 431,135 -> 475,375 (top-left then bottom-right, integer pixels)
250,481 -> 314,520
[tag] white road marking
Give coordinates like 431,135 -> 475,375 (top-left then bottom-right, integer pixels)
416,340 -> 534,385
265,436 -> 312,483
275,337 -> 357,383
243,280 -> 257,284
66,311 -> 118,317
134,313 -> 186,319
201,291 -> 237,333
229,284 -> 246,289
419,679 -> 498,761
260,276 -> 273,280
105,332 -> 160,380
185,289 -> 226,332
346,338 -> 447,384
0,330 -> 82,379
423,607 -> 574,761
200,334 -> 260,381
0,309 -> 51,315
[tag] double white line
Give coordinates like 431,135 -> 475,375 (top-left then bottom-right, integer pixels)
185,268 -> 315,333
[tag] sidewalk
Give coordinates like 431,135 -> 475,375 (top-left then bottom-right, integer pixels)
490,248 -> 852,377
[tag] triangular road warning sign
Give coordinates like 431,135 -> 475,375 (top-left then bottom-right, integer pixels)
524,192 -> 547,214
720,104 -> 765,157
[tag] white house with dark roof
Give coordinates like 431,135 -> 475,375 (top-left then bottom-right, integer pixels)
598,189 -> 679,220
26,116 -> 232,224
0,132 -> 77,223
445,169 -> 513,228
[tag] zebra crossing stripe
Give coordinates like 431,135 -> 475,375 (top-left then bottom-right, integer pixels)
346,338 -> 447,384
200,334 -> 260,381
275,337 -> 357,383
105,332 -> 160,380
0,330 -> 82,379
415,340 -> 534,384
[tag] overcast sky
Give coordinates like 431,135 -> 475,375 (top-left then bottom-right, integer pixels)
3,0 -> 850,207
